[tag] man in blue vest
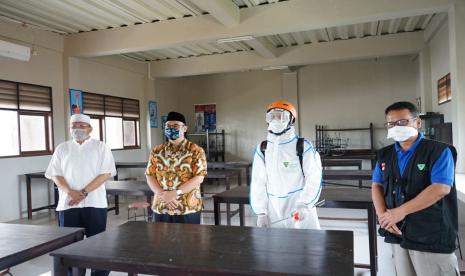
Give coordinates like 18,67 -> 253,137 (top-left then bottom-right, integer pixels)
372,101 -> 459,275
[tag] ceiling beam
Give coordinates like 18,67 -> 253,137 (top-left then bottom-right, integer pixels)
189,0 -> 240,27
64,0 -> 453,57
245,37 -> 278,58
148,31 -> 425,78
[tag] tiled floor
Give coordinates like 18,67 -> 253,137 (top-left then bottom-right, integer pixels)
6,181 -> 463,276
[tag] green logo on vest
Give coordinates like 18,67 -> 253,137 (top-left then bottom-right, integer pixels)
417,164 -> 426,171
283,161 -> 289,168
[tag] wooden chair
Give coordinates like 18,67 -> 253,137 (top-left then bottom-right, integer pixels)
127,201 -> 150,221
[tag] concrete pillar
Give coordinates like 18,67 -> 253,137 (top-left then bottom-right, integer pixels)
449,0 -> 465,172
419,47 -> 433,113
281,71 -> 299,132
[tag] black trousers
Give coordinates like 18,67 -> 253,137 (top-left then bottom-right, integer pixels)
58,207 -> 109,276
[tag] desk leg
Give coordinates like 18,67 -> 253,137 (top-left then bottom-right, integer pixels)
146,196 -> 152,221
115,195 -> 120,215
239,204 -> 245,226
54,185 -> 59,207
367,204 -> 378,275
238,172 -> 242,187
358,164 -> 363,189
53,257 -> 68,276
226,176 -> 231,226
246,167 -> 251,186
214,198 -> 220,225
26,176 -> 32,220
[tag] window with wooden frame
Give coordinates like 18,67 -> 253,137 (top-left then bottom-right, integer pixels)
0,80 -> 53,158
82,92 -> 140,150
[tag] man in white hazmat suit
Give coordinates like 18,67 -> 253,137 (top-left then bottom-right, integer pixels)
250,100 -> 323,229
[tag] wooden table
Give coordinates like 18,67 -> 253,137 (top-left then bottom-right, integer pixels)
208,161 -> 252,186
51,221 -> 354,276
213,186 -> 378,275
114,162 -> 147,180
322,159 -> 362,169
106,171 -> 240,219
322,152 -> 376,168
24,172 -> 58,220
24,170 -> 241,219
323,169 -> 373,189
0,223 -> 84,271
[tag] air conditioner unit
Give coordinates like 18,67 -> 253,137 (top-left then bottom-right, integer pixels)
0,40 -> 31,61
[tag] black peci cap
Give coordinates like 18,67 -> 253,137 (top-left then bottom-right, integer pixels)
167,111 -> 186,124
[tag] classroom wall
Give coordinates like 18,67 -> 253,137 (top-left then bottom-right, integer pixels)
67,56 -> 151,161
299,56 -> 418,150
153,55 -> 418,162
0,21 -> 65,222
0,20 -> 155,221
154,70 -> 283,161
428,21 -> 453,122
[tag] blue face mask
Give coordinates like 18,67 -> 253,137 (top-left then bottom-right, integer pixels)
165,127 -> 181,140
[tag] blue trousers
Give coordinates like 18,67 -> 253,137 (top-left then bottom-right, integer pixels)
58,207 -> 109,276
152,212 -> 201,224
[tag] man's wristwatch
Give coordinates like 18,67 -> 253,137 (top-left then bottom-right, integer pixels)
176,189 -> 183,196
81,189 -> 88,197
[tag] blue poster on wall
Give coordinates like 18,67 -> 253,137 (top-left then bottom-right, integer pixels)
69,89 -> 83,115
149,101 -> 158,128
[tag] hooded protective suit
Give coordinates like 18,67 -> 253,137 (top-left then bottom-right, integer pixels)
250,126 -> 322,229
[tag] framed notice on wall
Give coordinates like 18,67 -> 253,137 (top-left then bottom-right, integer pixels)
438,73 -> 451,105
194,104 -> 216,132
69,89 -> 83,115
149,101 -> 158,128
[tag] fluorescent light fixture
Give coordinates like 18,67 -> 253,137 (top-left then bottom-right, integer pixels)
0,40 -> 31,61
263,65 -> 289,71
217,35 -> 254,43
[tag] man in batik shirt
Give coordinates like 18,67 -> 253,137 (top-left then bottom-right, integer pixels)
146,111 -> 207,224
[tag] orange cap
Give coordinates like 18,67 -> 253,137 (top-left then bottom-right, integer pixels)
267,100 -> 297,121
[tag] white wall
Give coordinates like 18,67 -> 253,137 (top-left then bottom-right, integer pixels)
299,56 -> 418,150
429,22 -> 453,122
154,70 -> 283,161
0,20 -> 154,221
153,56 -> 418,161
0,21 -> 65,222
67,56 -> 151,162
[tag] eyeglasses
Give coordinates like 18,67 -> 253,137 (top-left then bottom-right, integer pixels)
384,117 -> 418,129
266,109 -> 291,123
165,123 -> 185,129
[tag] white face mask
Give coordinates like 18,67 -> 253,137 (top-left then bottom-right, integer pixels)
268,120 -> 288,134
387,126 -> 418,142
71,128 -> 89,142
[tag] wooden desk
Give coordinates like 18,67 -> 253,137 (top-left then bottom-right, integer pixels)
323,169 -> 373,189
208,161 -> 252,186
106,171 -> 240,219
322,151 -> 376,168
322,159 -> 362,169
114,162 -> 146,180
24,172 -> 57,220
51,221 -> 354,276
213,186 -> 378,275
0,224 -> 83,271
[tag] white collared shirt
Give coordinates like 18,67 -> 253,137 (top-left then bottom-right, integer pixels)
45,138 -> 116,211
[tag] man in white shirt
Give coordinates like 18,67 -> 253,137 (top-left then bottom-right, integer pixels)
45,113 -> 116,276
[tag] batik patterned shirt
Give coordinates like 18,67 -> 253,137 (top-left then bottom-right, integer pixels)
146,139 -> 207,215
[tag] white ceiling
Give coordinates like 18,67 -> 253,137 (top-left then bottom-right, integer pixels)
122,14 -> 436,62
0,0 -> 438,62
